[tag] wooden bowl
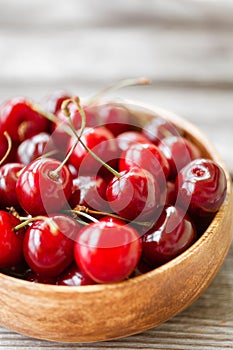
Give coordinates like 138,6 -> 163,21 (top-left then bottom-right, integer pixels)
0,101 -> 232,343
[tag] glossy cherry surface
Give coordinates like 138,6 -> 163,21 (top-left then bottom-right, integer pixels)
158,136 -> 201,180
176,158 -> 227,217
16,158 -> 72,216
119,142 -> 170,186
57,264 -> 96,286
0,211 -> 25,268
74,220 -> 142,283
116,131 -> 151,152
106,167 -> 161,222
0,163 -> 25,211
0,97 -> 49,142
17,132 -> 54,165
68,126 -> 119,176
143,117 -> 181,145
69,175 -> 109,211
97,104 -> 131,136
23,215 -> 80,277
142,206 -> 196,267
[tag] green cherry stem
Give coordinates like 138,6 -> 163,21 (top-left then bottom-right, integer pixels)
88,77 -> 151,106
14,216 -> 59,235
0,132 -> 12,166
62,97 -> 121,179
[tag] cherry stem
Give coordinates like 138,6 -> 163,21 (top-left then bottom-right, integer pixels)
62,98 -> 121,179
0,132 -> 12,166
88,77 -> 151,106
66,210 -> 99,223
74,205 -> 151,227
14,216 -> 59,235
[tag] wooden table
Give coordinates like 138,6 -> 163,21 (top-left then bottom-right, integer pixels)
0,1 -> 232,348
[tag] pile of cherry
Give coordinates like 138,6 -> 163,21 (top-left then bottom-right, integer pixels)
0,91 -> 227,286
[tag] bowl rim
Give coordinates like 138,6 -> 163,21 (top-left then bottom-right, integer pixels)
0,99 -> 232,293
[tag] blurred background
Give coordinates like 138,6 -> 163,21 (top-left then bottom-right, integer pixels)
0,0 -> 232,173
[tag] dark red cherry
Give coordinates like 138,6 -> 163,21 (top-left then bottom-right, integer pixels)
0,97 -> 49,142
57,264 -> 96,286
119,143 -> 170,186
165,181 -> 177,206
25,270 -> 57,285
176,158 -> 227,217
143,118 -> 181,145
132,259 -> 152,277
23,215 -> 80,277
0,163 -> 25,211
74,221 -> 142,283
106,167 -> 161,222
16,158 -> 72,216
69,175 -> 109,211
0,211 -> 25,268
16,132 -> 55,165
158,136 -> 201,180
116,131 -> 151,152
68,127 -> 119,176
97,104 -> 131,136
0,133 -> 17,165
142,206 -> 196,267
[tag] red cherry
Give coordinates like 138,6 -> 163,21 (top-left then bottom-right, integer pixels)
25,270 -> 57,285
158,136 -> 201,180
57,264 -> 96,286
106,167 -> 161,222
176,158 -> 227,217
68,127 -> 119,176
119,143 -> 170,186
165,181 -> 177,206
99,216 -> 127,226
16,158 -> 72,216
16,132 -> 55,165
142,206 -> 196,267
0,97 -> 49,142
23,215 -> 80,277
74,221 -> 142,283
0,163 -> 25,211
0,211 -> 25,268
0,133 -> 17,165
116,131 -> 151,152
69,175 -> 109,211
143,118 -> 182,145
43,91 -> 71,115
97,104 -> 131,136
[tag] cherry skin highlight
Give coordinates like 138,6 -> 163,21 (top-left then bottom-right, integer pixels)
16,158 -> 72,216
74,220 -> 142,283
176,158 -> 227,217
142,206 -> 196,267
23,215 -> 81,277
57,264 -> 96,286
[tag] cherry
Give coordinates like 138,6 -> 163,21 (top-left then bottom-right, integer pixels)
158,136 -> 201,180
0,211 -> 25,268
165,181 -> 177,206
132,260 -> 152,277
57,264 -> 96,286
176,158 -> 227,217
143,118 -> 182,145
69,175 -> 109,212
16,158 -> 72,216
0,133 -> 17,165
68,127 -> 119,176
74,220 -> 142,283
23,214 -> 80,277
25,270 -> 57,285
0,97 -> 49,142
119,143 -> 170,186
0,163 -> 25,211
142,206 -> 196,267
106,167 -> 161,222
16,132 -> 56,165
116,131 -> 151,152
96,103 -> 131,136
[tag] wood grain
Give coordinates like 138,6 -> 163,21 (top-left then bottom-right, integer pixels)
0,0 -> 232,348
